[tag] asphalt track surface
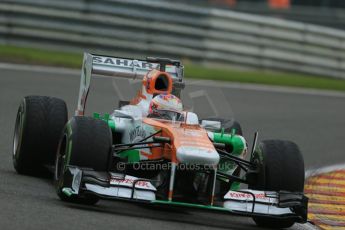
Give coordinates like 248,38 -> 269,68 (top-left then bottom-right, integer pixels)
1,64 -> 344,230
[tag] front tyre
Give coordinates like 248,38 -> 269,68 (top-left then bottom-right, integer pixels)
13,96 -> 67,176
55,116 -> 112,205
249,140 -> 305,229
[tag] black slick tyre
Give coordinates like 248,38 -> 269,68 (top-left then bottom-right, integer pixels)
13,96 -> 67,176
249,140 -> 305,229
55,116 -> 112,205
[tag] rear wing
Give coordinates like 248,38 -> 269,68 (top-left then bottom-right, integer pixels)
76,53 -> 185,115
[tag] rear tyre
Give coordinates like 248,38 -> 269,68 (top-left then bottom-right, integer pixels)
249,140 -> 305,229
13,96 -> 67,176
55,116 -> 112,205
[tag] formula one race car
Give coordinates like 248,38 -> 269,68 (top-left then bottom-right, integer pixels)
13,53 -> 308,229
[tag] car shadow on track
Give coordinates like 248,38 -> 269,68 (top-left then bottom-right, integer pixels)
64,200 -> 259,230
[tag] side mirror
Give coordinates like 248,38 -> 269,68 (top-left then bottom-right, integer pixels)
113,109 -> 135,120
200,120 -> 221,131
185,112 -> 199,125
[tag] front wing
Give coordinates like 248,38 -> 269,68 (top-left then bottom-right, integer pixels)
61,166 -> 308,223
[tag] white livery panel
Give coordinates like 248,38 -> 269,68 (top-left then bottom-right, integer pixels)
223,189 -> 294,215
86,174 -> 156,201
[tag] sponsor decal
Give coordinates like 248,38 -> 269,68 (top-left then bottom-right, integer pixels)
225,191 -> 270,201
93,56 -> 156,69
110,177 -> 151,189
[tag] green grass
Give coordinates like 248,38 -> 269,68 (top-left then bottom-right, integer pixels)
0,45 -> 82,68
1,44 -> 345,92
186,65 -> 345,92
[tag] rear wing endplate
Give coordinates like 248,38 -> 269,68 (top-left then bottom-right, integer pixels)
76,53 -> 184,115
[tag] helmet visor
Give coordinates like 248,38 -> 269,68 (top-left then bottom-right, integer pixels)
149,109 -> 184,121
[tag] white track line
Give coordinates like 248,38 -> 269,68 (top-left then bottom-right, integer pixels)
1,62 -> 345,98
295,223 -> 319,230
306,163 -> 345,178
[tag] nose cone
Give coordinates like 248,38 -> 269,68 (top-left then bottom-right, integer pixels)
176,146 -> 220,166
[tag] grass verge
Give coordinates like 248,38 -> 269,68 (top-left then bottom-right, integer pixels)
1,44 -> 345,92
0,45 -> 82,68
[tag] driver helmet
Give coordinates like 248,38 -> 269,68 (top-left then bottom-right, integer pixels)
149,94 -> 183,120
